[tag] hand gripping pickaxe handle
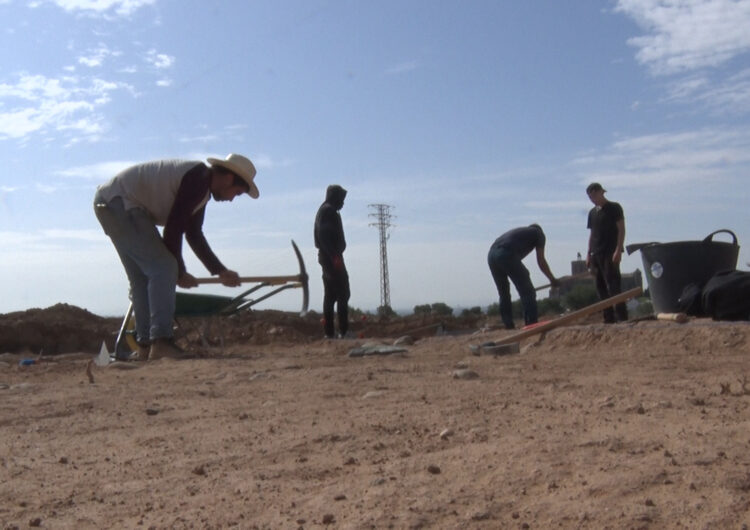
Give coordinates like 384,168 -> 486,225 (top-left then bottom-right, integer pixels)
534,271 -> 592,291
193,240 -> 310,316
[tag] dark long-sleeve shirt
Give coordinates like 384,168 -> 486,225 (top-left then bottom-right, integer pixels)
162,163 -> 226,276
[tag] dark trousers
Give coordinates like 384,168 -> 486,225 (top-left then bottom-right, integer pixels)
590,252 -> 628,323
321,264 -> 350,337
487,246 -> 537,329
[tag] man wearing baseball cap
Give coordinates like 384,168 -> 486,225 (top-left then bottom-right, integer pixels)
586,182 -> 628,323
94,153 -> 258,360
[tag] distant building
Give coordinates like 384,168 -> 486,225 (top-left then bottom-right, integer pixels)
550,256 -> 642,298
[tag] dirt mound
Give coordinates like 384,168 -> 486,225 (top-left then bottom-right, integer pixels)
0,303 -> 120,355
0,304 -> 486,355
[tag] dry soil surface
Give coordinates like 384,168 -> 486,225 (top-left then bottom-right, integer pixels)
1,306 -> 750,529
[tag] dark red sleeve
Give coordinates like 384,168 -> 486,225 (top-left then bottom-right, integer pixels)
162,164 -> 226,276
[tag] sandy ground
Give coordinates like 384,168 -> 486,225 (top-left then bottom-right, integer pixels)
1,307 -> 750,529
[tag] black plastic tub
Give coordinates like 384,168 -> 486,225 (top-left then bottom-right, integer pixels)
632,229 -> 739,314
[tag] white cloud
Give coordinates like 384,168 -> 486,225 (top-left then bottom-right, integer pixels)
156,78 -> 172,87
0,73 -> 129,141
35,183 -> 59,193
178,134 -> 219,143
524,200 -> 585,210
385,60 -> 418,75
43,0 -> 156,16
41,228 -> 104,241
55,160 -> 136,180
250,153 -> 294,170
146,49 -> 175,69
615,0 -> 750,75
0,229 -> 102,247
77,44 -> 121,68
571,127 -> 750,188
671,67 -> 750,113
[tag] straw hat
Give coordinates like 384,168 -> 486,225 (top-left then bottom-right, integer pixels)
206,153 -> 259,198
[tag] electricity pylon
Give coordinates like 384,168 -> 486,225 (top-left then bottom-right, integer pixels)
368,203 -> 394,313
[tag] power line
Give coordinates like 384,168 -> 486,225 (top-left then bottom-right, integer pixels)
368,203 -> 395,311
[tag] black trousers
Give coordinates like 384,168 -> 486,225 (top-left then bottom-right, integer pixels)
321,265 -> 350,337
590,253 -> 628,323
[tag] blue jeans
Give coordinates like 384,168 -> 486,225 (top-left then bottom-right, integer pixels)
488,245 -> 537,329
94,193 -> 177,343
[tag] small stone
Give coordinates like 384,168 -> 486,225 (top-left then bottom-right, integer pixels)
393,335 -> 415,346
471,511 -> 490,521
439,428 -> 453,440
483,342 -> 520,356
427,465 -> 441,474
452,369 -> 479,380
322,513 -> 335,524
145,408 -> 159,416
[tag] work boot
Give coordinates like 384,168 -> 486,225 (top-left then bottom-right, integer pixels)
148,338 -> 185,360
132,343 -> 150,361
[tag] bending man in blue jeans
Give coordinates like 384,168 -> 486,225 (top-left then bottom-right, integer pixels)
94,154 -> 259,360
487,224 -> 559,330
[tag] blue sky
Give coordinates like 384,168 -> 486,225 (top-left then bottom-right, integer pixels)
0,0 -> 749,317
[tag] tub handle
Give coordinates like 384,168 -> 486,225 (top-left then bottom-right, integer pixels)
702,229 -> 738,246
625,242 -> 659,255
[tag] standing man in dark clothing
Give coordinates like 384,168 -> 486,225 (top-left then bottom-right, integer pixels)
487,224 -> 559,330
314,185 -> 350,338
586,182 -> 628,323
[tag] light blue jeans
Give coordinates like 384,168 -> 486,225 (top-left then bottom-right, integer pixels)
94,192 -> 177,343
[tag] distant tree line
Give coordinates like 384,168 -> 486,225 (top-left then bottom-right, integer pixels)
346,284 -> 652,319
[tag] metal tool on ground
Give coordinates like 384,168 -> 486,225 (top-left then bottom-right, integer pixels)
483,286 -> 643,348
482,272 -> 596,332
113,240 -> 309,359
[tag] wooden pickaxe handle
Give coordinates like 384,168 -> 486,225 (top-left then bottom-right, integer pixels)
656,312 -> 688,323
188,240 -> 310,316
194,274 -> 303,286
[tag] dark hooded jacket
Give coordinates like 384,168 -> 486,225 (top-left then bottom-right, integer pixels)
314,185 -> 347,268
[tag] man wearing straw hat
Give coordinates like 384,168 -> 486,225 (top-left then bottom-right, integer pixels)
94,154 -> 259,360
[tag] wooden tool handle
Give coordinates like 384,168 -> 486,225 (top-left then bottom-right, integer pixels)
656,312 -> 688,323
194,274 -> 303,286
